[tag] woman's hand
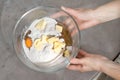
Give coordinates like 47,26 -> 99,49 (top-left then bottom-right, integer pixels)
61,7 -> 100,30
67,50 -> 109,72
51,7 -> 100,30
69,50 -> 120,80
52,0 -> 120,30
51,7 -> 100,35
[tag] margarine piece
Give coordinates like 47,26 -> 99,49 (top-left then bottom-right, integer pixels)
41,35 -> 48,43
35,19 -> 46,30
55,25 -> 63,32
33,38 -> 42,51
54,47 -> 62,53
54,41 -> 65,49
64,50 -> 70,57
47,37 -> 59,44
53,41 -> 65,53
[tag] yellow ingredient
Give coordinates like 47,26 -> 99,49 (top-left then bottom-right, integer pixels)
35,19 -> 46,30
53,41 -> 65,53
55,25 -> 63,32
54,47 -> 62,53
33,38 -> 42,51
41,35 -> 48,43
64,50 -> 70,57
33,35 -> 48,51
54,41 -> 65,49
47,37 -> 59,44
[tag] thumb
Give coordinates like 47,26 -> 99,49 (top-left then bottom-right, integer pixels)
61,6 -> 78,18
70,58 -> 84,64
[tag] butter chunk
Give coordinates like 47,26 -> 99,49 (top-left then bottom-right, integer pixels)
33,38 -> 42,51
53,41 -> 65,53
47,37 -> 59,44
41,35 -> 48,43
35,19 -> 46,30
55,25 -> 63,32
54,47 -> 62,53
54,41 -> 65,49
64,50 -> 70,57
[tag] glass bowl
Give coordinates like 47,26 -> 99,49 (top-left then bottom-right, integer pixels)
13,6 -> 80,72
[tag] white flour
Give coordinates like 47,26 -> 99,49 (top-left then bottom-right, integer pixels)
22,17 -> 65,63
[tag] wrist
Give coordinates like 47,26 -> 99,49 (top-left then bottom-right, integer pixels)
96,57 -> 110,72
99,59 -> 113,72
90,8 -> 105,24
91,0 -> 120,24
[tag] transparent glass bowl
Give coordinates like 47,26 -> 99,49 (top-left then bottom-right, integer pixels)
13,6 -> 80,72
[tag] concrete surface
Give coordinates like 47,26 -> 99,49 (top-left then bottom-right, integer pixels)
0,0 -> 120,80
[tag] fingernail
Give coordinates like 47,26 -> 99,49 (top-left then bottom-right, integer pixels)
61,6 -> 66,10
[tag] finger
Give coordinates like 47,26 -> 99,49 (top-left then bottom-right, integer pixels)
61,7 -> 86,21
64,18 -> 72,25
61,7 -> 88,22
68,22 -> 75,30
63,19 -> 78,36
76,50 -> 89,58
79,49 -> 90,57
64,17 -> 81,35
67,64 -> 85,72
70,58 -> 84,64
76,52 -> 84,58
65,21 -> 75,33
61,6 -> 78,18
50,11 -> 67,19
67,64 -> 82,71
71,28 -> 78,37
76,8 -> 85,12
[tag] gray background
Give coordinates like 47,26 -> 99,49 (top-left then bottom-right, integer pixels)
0,0 -> 120,80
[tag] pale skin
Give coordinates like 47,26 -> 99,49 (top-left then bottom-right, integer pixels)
52,0 -> 120,80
